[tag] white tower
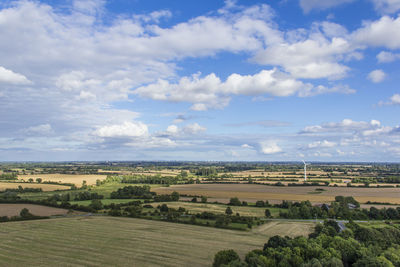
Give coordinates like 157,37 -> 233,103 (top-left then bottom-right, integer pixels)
302,160 -> 307,181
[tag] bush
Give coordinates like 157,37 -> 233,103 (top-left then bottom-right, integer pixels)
213,249 -> 240,267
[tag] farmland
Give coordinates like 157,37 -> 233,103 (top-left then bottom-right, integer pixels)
0,182 -> 70,192
18,174 -> 107,186
150,201 -> 283,217
153,183 -> 400,204
0,204 -> 68,217
0,216 -> 313,267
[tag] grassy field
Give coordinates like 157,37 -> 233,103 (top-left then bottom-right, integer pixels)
0,204 -> 68,217
0,182 -> 70,192
68,198 -> 141,206
150,201 -> 282,217
18,174 -> 107,186
0,216 -> 314,266
153,184 -> 400,204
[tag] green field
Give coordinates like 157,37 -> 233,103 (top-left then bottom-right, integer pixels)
0,216 -> 314,267
151,201 -> 282,217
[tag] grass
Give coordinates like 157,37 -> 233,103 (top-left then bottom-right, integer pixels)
0,216 -> 314,266
150,201 -> 282,217
68,198 -> 142,206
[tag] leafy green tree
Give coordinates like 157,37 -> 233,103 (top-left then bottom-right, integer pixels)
265,209 -> 272,218
201,196 -> 207,203
229,197 -> 241,206
36,178 -> 42,183
225,206 -> 233,215
171,191 -> 180,201
89,199 -> 103,210
20,208 -> 33,218
213,249 -> 240,267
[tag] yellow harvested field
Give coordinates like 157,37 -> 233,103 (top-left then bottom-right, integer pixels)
0,204 -> 68,217
0,182 -> 69,191
253,221 -> 315,237
0,216 -> 314,266
18,174 -> 107,186
150,202 -> 271,217
153,184 -> 400,204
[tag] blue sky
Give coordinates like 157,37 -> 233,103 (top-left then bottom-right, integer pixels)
1,0 -> 400,161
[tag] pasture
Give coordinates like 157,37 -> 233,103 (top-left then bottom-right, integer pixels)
0,204 -> 68,217
153,184 -> 400,204
18,174 -> 107,186
0,216 -> 314,266
0,182 -> 69,192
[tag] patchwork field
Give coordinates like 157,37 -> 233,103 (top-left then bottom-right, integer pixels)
0,204 -> 68,217
18,174 -> 107,186
153,184 -> 400,204
0,216 -> 313,266
150,202 -> 282,217
0,182 -> 69,192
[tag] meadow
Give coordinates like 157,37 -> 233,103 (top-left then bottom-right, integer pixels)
0,216 -> 314,267
153,184 -> 400,204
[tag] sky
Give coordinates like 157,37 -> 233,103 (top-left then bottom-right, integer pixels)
1,0 -> 400,162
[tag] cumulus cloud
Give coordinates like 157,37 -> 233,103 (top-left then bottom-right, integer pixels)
95,121 -> 148,138
379,94 -> 400,105
307,140 -> 336,148
368,69 -> 386,83
252,22 -> 359,80
371,0 -> 400,14
260,141 -> 282,154
0,66 -> 31,85
377,51 -> 400,62
135,69 -> 355,110
353,16 -> 400,49
299,0 -> 355,13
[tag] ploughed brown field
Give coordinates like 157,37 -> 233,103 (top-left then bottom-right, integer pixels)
0,182 -> 70,191
153,184 -> 400,204
0,204 -> 69,217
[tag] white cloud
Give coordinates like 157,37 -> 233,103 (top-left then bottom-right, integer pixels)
299,0 -> 355,13
182,123 -> 206,135
0,66 -> 31,85
260,141 -> 282,154
252,22 -> 358,80
301,119 -> 383,134
380,94 -> 400,105
135,69 -> 354,110
368,69 -> 386,83
371,0 -> 400,14
95,121 -> 148,138
307,140 -> 336,148
241,144 -> 253,149
353,16 -> 400,49
166,125 -> 179,134
377,51 -> 400,62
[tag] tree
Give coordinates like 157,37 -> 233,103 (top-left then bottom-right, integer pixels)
229,197 -> 241,206
81,180 -> 87,189
89,199 -> 103,210
28,178 -> 34,183
225,206 -> 233,215
201,196 -> 208,203
171,191 -> 180,201
36,178 -> 42,183
20,208 -> 33,218
160,204 -> 169,212
213,250 -> 240,267
265,209 -> 272,218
